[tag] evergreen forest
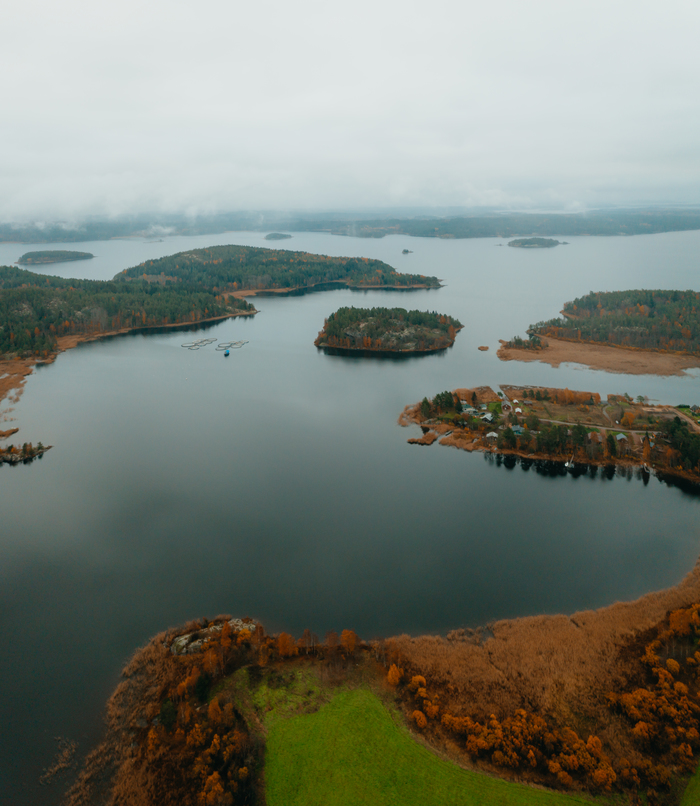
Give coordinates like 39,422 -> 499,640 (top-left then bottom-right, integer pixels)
17,250 -> 94,264
118,245 -> 439,292
0,265 -> 254,358
315,307 -> 462,352
530,289 -> 700,354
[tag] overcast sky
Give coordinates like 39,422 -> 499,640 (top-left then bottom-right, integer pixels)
2,0 -> 700,220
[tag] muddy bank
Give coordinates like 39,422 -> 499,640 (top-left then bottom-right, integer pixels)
498,336 -> 700,376
0,359 -> 39,406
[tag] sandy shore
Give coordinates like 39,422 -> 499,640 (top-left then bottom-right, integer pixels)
498,336 -> 700,376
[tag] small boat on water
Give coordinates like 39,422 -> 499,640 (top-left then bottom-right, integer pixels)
564,454 -> 574,469
224,350 -> 230,357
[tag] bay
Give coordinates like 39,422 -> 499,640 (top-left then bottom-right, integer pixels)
1,229 -> 700,804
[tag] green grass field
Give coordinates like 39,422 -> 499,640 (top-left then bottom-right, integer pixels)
681,763 -> 700,805
265,688 -> 608,806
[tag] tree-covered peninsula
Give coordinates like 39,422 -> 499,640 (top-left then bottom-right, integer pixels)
117,244 -> 440,293
528,289 -> 700,355
0,265 -> 255,358
17,250 -> 94,264
314,307 -> 462,353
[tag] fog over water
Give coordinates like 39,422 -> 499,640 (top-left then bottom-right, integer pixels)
1,230 -> 700,804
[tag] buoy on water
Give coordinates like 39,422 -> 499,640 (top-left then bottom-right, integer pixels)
224,350 -> 230,357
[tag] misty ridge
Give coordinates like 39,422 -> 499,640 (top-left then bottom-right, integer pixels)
4,207 -> 700,244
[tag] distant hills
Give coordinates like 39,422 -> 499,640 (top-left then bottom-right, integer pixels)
4,208 -> 700,243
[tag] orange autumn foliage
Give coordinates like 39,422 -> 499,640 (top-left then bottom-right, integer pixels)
387,664 -> 402,686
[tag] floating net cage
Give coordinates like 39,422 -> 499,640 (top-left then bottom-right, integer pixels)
181,338 -> 249,351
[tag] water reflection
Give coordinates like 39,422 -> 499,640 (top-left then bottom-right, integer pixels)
484,452 -> 700,496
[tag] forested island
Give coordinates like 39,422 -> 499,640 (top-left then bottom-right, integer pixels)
17,250 -> 94,264
314,307 -> 462,353
66,584 -> 700,805
507,237 -> 563,248
401,384 -> 700,484
118,244 -> 440,293
263,232 -> 292,240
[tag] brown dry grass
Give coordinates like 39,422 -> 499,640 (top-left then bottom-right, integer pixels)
408,432 -> 439,446
453,386 -> 500,403
0,358 -> 36,406
439,432 -> 481,451
498,337 -> 700,376
388,562 -> 700,760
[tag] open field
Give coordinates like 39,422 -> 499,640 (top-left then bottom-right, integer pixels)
265,688 -> 601,806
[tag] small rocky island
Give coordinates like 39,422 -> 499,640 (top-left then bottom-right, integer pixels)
0,440 -> 51,465
315,306 -> 462,354
263,232 -> 292,241
507,238 -> 564,248
17,250 -> 94,264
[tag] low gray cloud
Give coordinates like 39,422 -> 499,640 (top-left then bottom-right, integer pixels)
2,0 -> 699,220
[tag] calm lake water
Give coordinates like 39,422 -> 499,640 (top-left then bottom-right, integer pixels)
2,230 -> 700,804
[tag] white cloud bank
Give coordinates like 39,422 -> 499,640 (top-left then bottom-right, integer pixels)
2,0 -> 700,219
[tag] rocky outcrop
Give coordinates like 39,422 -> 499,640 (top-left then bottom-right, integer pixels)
169,617 -> 259,655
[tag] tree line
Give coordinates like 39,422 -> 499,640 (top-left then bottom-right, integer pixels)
7,208 -> 700,244
0,265 -> 254,358
528,289 -> 700,354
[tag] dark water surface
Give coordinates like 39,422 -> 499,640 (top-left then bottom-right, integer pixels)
2,230 -> 700,803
